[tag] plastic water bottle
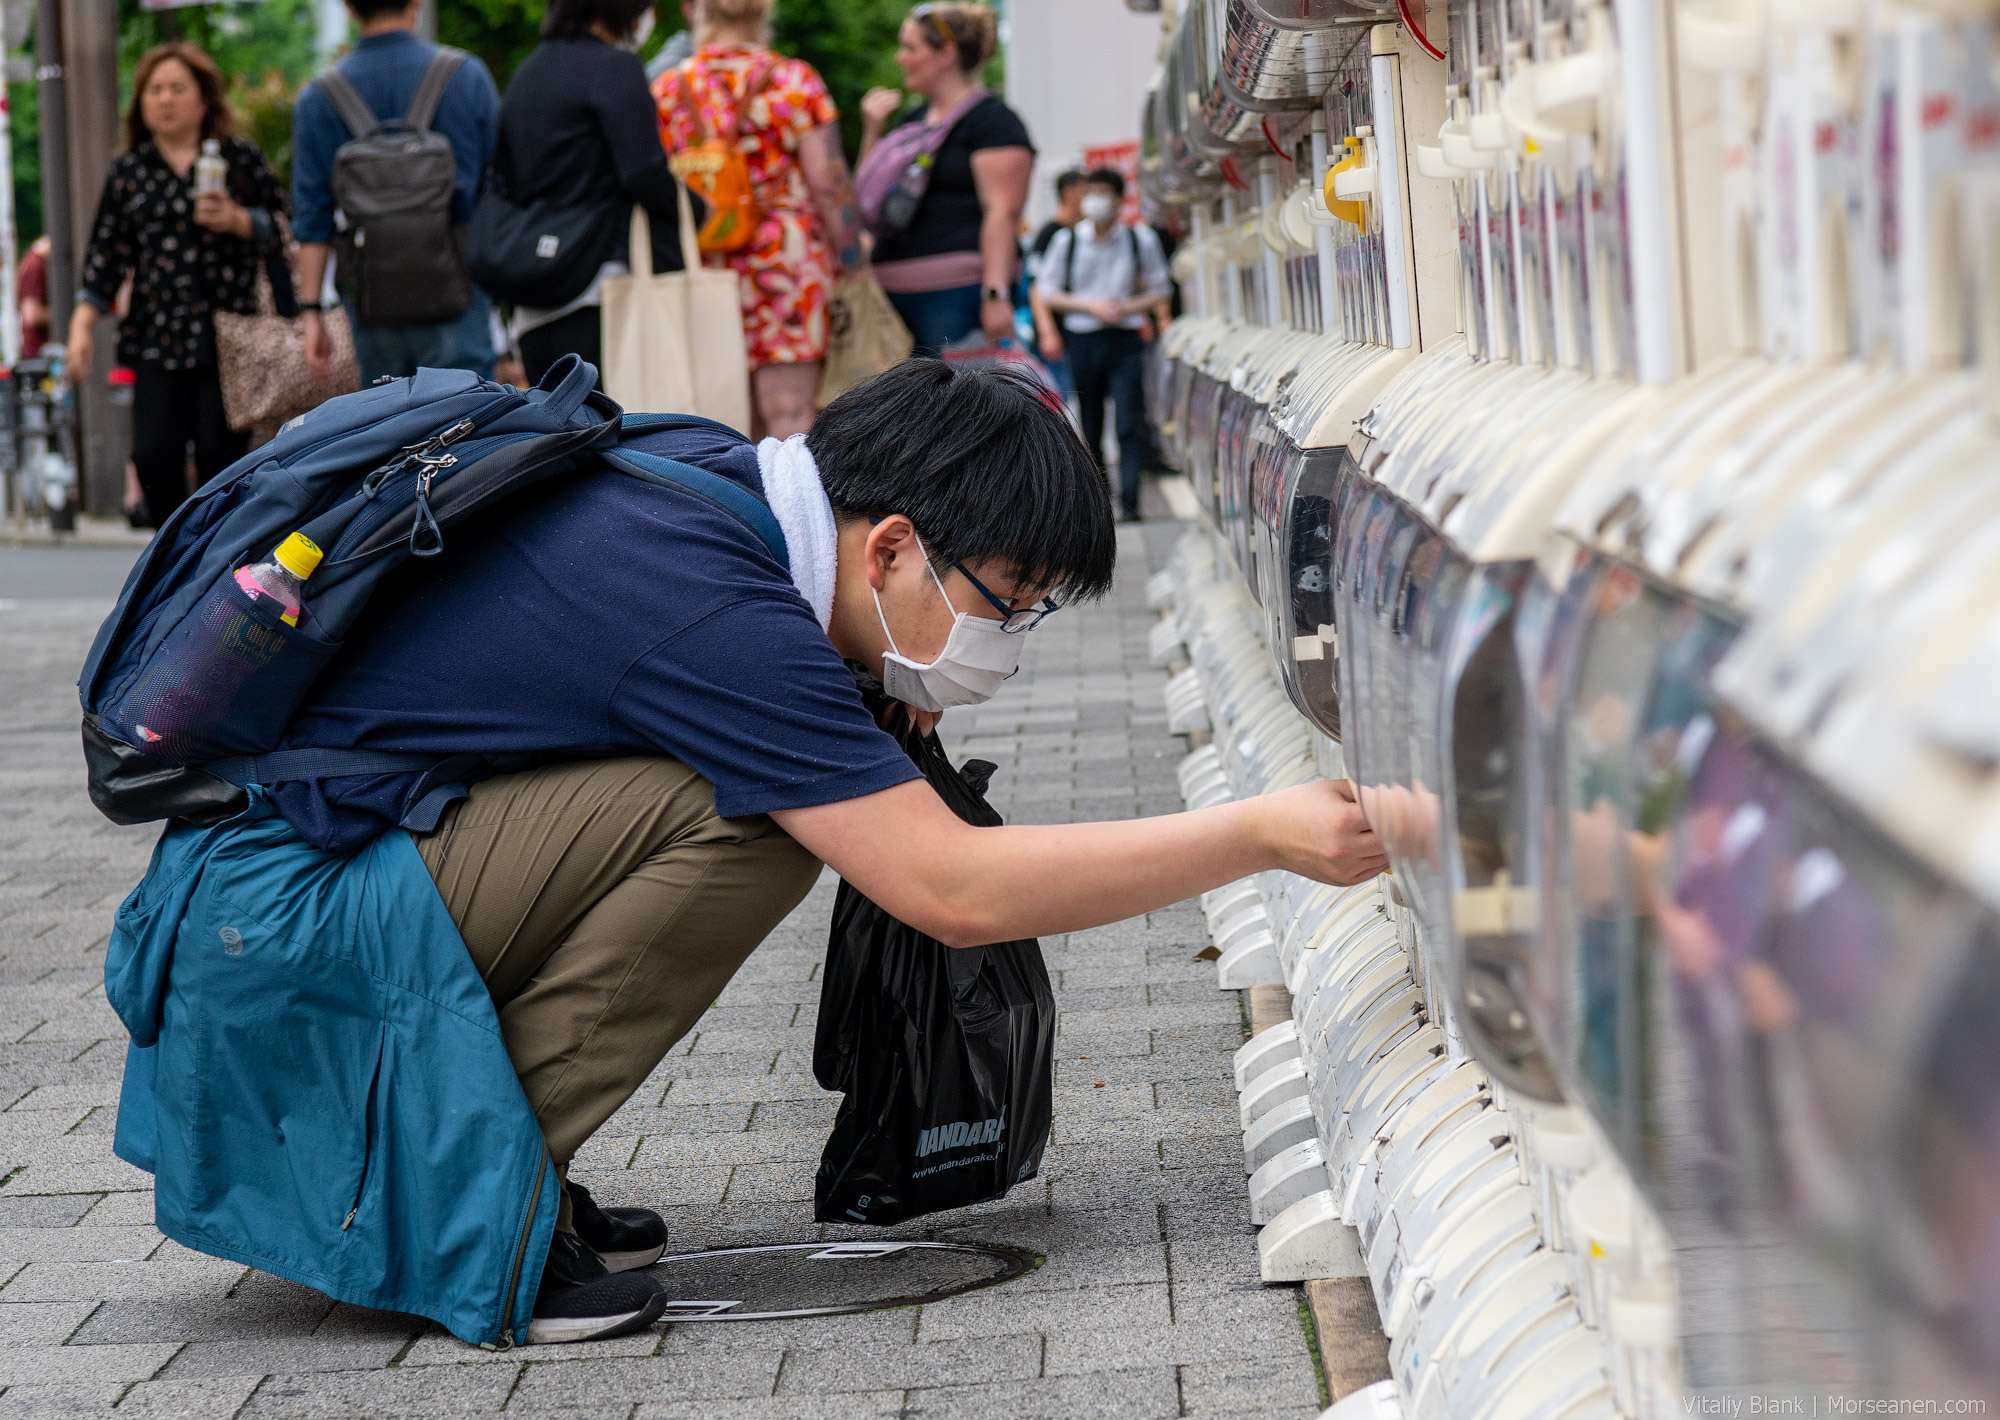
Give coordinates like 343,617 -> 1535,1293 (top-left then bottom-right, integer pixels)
194,139 -> 226,197
233,532 -> 323,627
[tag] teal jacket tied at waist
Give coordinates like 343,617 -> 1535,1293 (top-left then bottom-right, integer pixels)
107,791 -> 559,1346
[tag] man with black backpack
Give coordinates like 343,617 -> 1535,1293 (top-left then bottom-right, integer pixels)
291,0 -> 501,385
1035,167 -> 1172,523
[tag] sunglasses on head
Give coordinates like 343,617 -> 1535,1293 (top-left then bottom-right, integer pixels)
909,4 -> 958,51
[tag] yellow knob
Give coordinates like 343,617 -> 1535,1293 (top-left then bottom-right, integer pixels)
1323,136 -> 1368,228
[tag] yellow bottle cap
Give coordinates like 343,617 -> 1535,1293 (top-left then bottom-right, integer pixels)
275,532 -> 324,580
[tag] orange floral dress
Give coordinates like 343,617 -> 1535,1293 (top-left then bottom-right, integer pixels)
653,45 -> 839,367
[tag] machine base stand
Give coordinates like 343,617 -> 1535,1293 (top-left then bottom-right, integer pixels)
1259,1190 -> 1367,1282
1250,1135 -> 1333,1224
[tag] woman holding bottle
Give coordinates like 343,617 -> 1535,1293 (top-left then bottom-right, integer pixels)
69,42 -> 289,526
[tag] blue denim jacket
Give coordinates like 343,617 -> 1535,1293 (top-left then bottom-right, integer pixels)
109,791 -> 559,1346
291,30 -> 500,246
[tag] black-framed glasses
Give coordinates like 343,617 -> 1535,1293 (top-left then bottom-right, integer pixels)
952,561 -> 1062,634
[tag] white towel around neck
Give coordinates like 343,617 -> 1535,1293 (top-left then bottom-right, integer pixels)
756,434 -> 838,630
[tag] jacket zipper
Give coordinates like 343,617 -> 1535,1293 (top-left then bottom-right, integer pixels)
491,1150 -> 548,1350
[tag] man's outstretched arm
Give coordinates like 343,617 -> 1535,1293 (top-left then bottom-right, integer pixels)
772,776 -> 1386,948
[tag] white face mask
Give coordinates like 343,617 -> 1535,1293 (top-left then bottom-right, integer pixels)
620,9 -> 656,51
1080,192 -> 1117,223
873,539 -> 1022,713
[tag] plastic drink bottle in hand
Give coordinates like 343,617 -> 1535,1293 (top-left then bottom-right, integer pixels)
233,532 -> 323,626
195,139 -> 226,197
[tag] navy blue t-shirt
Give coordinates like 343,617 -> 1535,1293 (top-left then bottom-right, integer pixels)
270,423 -> 919,852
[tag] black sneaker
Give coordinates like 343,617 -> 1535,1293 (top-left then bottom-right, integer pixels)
528,1230 -> 667,1345
567,1180 -> 669,1273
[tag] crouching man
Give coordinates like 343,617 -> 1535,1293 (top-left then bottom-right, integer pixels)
104,360 -> 1386,1347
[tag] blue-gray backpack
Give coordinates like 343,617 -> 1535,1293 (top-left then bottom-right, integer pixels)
78,356 -> 786,828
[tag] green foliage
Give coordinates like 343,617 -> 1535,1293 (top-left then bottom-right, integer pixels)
9,67 -> 40,244
230,67 -> 299,183
117,0 -> 321,101
769,0 -> 905,156
436,0 -> 543,87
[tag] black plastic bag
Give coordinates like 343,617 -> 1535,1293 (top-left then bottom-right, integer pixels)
812,713 -> 1055,1226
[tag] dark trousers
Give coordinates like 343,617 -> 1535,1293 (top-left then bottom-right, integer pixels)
519,306 -> 604,389
130,361 -> 247,527
1067,326 -> 1148,517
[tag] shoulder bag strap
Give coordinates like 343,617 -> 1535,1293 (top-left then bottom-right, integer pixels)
1061,226 -> 1076,293
1127,224 -> 1141,297
313,67 -> 382,142
404,47 -> 469,134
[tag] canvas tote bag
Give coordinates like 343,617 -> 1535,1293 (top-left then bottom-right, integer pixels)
600,185 -> 751,431
817,267 -> 913,408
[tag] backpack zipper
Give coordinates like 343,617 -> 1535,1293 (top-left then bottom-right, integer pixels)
489,1150 -> 548,1351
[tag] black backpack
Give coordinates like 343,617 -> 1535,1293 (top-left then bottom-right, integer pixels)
314,49 -> 474,328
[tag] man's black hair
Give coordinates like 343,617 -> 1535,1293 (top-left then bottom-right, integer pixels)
808,359 -> 1117,602
1085,167 -> 1126,198
1054,168 -> 1086,197
345,0 -> 414,20
542,0 -> 653,41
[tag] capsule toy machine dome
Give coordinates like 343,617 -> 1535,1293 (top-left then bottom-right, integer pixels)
1423,2 -> 2000,1401
1248,19 -> 1450,747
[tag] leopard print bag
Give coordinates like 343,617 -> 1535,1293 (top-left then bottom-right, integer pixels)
214,233 -> 361,433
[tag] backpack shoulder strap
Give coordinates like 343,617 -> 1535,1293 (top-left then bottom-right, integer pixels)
405,47 -> 470,134
314,67 -> 382,142
1127,224 -> 1141,297
724,55 -> 779,144
1061,225 -> 1076,293
602,445 -> 790,572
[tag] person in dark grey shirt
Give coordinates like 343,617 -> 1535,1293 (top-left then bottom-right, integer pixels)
495,0 -> 698,384
292,0 -> 501,384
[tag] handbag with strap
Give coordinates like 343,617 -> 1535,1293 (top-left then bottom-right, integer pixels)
659,55 -> 776,256
465,139 -> 625,309
214,228 -> 361,435
599,185 -> 751,432
852,88 -> 988,241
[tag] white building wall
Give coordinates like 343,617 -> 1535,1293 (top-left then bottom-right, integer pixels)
1003,0 -> 1164,227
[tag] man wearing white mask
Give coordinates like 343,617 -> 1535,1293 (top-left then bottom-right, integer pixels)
1035,166 -> 1173,522
145,359 -> 1384,1347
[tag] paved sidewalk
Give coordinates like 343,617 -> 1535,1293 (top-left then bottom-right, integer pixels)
0,527 -> 1325,1419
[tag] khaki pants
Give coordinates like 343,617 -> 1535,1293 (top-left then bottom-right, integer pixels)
416,758 -> 822,1225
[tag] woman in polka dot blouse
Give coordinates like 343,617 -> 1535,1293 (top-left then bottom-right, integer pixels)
68,41 -> 289,526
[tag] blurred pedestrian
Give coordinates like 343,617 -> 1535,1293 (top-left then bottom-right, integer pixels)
1034,166 -> 1170,522
1026,168 -> 1083,400
68,42 -> 289,527
654,0 -> 864,438
856,3 -> 1031,357
497,0 -> 697,388
291,0 -> 500,385
17,234 -> 48,359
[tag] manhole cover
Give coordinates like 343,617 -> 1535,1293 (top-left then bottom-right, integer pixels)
646,1240 -> 1037,1320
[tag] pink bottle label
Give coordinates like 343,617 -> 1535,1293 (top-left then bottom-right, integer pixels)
234,566 -> 301,626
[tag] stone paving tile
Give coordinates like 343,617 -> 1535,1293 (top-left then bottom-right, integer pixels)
0,526 -> 1325,1417
903,1367 -> 1182,1420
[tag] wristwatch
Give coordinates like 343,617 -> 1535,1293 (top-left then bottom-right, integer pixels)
981,285 -> 1008,303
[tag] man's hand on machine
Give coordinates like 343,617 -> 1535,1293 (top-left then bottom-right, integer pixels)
773,774 -> 1388,950
1255,776 -> 1389,887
